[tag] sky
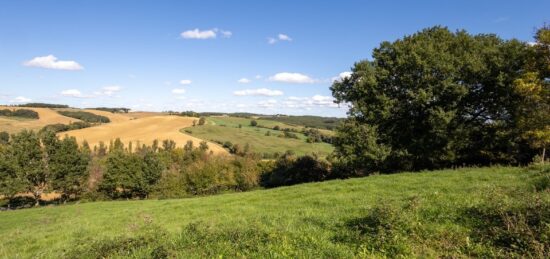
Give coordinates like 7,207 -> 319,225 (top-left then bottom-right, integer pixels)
0,0 -> 548,117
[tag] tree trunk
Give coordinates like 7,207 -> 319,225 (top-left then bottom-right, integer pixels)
542,147 -> 546,165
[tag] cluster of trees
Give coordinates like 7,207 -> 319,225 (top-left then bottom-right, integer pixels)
0,109 -> 39,119
16,103 -> 69,108
39,122 -> 92,134
57,111 -> 111,123
91,107 -> 130,113
331,25 -> 550,174
0,129 -> 336,209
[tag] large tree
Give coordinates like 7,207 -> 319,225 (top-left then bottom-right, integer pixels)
331,26 -> 536,173
46,135 -> 90,202
10,130 -> 47,205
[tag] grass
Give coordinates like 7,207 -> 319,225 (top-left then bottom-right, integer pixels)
0,166 -> 548,258
182,116 -> 334,156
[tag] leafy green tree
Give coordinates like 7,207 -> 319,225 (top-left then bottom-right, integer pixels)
162,139 -> 176,151
0,145 -> 25,208
250,120 -> 258,127
11,130 -> 47,205
331,26 -> 533,172
198,117 -> 206,125
47,136 -> 90,201
0,131 -> 9,144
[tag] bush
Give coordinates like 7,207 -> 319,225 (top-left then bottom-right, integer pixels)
262,154 -> 331,187
0,109 -> 39,119
58,111 -> 110,123
250,120 -> 258,127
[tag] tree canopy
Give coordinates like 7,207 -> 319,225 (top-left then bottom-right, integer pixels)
331,26 -> 549,173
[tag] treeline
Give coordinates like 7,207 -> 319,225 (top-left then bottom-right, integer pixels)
0,130 -> 338,209
261,115 -> 343,130
17,103 -> 69,108
0,109 -> 39,119
330,25 -> 550,174
91,107 -> 130,113
57,111 -> 111,123
168,111 -> 260,118
39,121 -> 92,134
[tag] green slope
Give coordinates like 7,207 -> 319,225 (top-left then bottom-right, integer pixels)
182,116 -> 334,157
0,166 -> 547,258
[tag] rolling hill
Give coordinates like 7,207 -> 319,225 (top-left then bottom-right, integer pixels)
0,166 -> 546,258
60,115 -> 228,154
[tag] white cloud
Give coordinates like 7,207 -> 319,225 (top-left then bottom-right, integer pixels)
282,95 -> 339,109
179,79 -> 192,85
220,30 -> 232,38
99,85 -> 121,96
257,99 -> 277,108
278,34 -> 292,41
61,89 -> 87,98
180,28 -> 231,39
268,33 -> 292,44
172,88 -> 186,94
237,78 -> 251,83
332,71 -> 352,82
269,72 -> 315,84
23,55 -> 83,70
233,88 -> 284,96
10,96 -> 31,103
255,75 -> 262,79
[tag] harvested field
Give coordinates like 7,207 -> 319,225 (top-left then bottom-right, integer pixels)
60,115 -> 228,154
0,106 -> 80,133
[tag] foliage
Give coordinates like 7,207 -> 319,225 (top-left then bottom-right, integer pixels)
39,121 -> 92,135
0,109 -> 39,119
262,154 -> 331,187
250,120 -> 258,126
57,110 -> 111,123
90,107 -> 130,113
16,103 -> 69,108
45,133 -> 90,201
331,26 -> 545,172
10,130 -> 47,205
198,117 -> 206,125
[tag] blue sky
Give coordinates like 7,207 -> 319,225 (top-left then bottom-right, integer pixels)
0,0 -> 548,117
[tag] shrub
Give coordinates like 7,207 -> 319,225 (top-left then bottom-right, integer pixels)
262,154 -> 331,187
58,111 -> 110,123
0,109 -> 39,119
250,120 -> 258,127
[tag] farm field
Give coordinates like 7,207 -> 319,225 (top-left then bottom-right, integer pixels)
184,116 -> 334,156
0,106 -> 79,133
60,115 -> 228,154
0,166 -> 546,258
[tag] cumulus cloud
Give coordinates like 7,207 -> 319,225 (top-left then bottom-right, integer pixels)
332,71 -> 352,82
268,72 -> 315,84
23,55 -> 83,70
257,99 -> 277,108
179,79 -> 192,85
98,85 -> 122,96
180,28 -> 232,39
10,96 -> 31,103
282,95 -> 339,109
278,34 -> 292,41
237,78 -> 251,83
172,88 -> 186,94
268,33 -> 292,44
233,88 -> 284,96
61,89 -> 88,98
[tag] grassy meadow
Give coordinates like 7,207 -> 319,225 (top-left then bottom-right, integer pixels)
1,166 -> 548,258
182,116 -> 334,157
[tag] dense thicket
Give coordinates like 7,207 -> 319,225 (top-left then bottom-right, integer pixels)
331,26 -> 550,174
39,122 -> 92,135
17,103 -> 69,108
0,109 -> 39,119
0,130 -> 332,209
91,107 -> 130,113
57,111 -> 110,123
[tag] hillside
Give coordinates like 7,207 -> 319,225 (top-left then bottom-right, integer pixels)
0,106 -> 80,133
184,116 -> 334,156
60,115 -> 227,154
0,166 -> 547,258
